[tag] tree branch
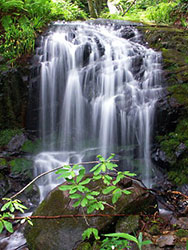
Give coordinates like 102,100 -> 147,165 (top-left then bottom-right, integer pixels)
10,160 -> 119,200
123,0 -> 137,16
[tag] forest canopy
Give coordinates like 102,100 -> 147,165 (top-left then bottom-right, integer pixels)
0,0 -> 187,64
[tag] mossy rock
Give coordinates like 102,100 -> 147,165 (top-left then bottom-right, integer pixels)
21,139 -> 42,154
9,158 -> 33,179
149,224 -> 160,235
115,215 -> 140,234
0,129 -> 22,147
76,242 -> 92,250
25,177 -> 157,250
175,229 -> 188,238
138,26 -> 188,85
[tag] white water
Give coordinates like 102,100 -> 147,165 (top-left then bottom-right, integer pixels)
34,21 -> 162,201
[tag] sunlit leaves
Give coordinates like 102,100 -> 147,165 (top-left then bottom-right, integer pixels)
82,227 -> 100,240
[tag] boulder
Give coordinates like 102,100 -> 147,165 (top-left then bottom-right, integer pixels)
115,215 -> 140,234
7,133 -> 27,152
25,177 -> 157,250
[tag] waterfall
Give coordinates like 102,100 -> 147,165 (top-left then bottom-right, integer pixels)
32,21 -> 162,201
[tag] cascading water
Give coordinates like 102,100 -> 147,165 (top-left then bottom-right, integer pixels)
33,21 -> 163,201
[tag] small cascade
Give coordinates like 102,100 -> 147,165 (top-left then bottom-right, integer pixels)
31,21 -> 163,201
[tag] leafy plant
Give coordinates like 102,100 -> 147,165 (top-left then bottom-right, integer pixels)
100,237 -> 130,250
82,227 -> 100,240
104,232 -> 152,250
56,154 -> 135,213
0,198 -> 31,234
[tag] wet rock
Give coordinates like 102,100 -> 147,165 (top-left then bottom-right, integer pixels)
25,177 -> 157,250
156,235 -> 176,247
120,27 -> 135,40
7,133 -> 27,152
0,173 -> 11,197
115,215 -> 140,234
176,217 -> 188,230
175,143 -> 187,158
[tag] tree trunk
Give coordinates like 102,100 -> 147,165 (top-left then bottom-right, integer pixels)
87,0 -> 97,18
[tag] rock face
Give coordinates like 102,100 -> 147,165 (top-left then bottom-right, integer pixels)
0,66 -> 30,129
25,178 -> 157,250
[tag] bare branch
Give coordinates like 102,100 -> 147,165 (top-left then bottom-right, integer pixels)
10,160 -> 119,200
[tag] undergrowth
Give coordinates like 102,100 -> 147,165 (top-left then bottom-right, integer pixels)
0,0 -> 87,64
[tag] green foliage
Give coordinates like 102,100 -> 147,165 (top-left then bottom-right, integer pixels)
0,198 -> 30,234
82,227 -> 100,240
0,129 -> 22,147
56,154 -> 134,213
100,236 -> 130,250
0,0 -> 87,63
102,0 -> 186,27
55,154 -> 151,248
9,158 -> 33,177
157,81 -> 188,186
146,1 -> 178,24
104,232 -> 152,250
175,229 -> 188,238
21,139 -> 42,154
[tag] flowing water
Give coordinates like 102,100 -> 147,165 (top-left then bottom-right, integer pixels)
33,20 -> 163,201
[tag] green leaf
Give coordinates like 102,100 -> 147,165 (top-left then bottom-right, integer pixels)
101,163 -> 106,172
69,187 -> 78,194
79,178 -> 91,185
0,221 -> 4,233
90,191 -> 100,196
73,164 -> 83,170
27,220 -> 33,226
98,202 -> 104,210
59,185 -> 72,191
138,232 -> 143,243
81,198 -> 88,207
72,200 -> 81,208
93,175 -> 102,180
102,186 -> 116,194
106,162 -> 118,170
122,190 -> 131,195
87,205 -> 95,214
104,233 -> 138,243
86,195 -> 94,200
94,166 -> 102,175
141,240 -> 153,245
107,153 -> 115,160
97,155 -> 105,162
123,171 -> 136,177
76,168 -> 85,183
90,163 -> 101,173
69,193 -> 82,199
57,172 -> 71,179
92,228 -> 100,240
55,168 -> 69,174
112,189 -> 122,204
3,221 -> 13,233
1,201 -> 11,211
82,228 -> 100,240
77,185 -> 85,192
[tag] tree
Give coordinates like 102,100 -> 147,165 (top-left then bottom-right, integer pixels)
87,0 -> 108,17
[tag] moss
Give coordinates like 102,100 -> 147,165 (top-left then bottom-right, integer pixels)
21,139 -> 42,154
76,242 -> 92,250
149,224 -> 160,235
175,229 -> 188,238
0,158 -> 7,166
168,84 -> 188,109
9,158 -> 33,178
0,129 -> 22,147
